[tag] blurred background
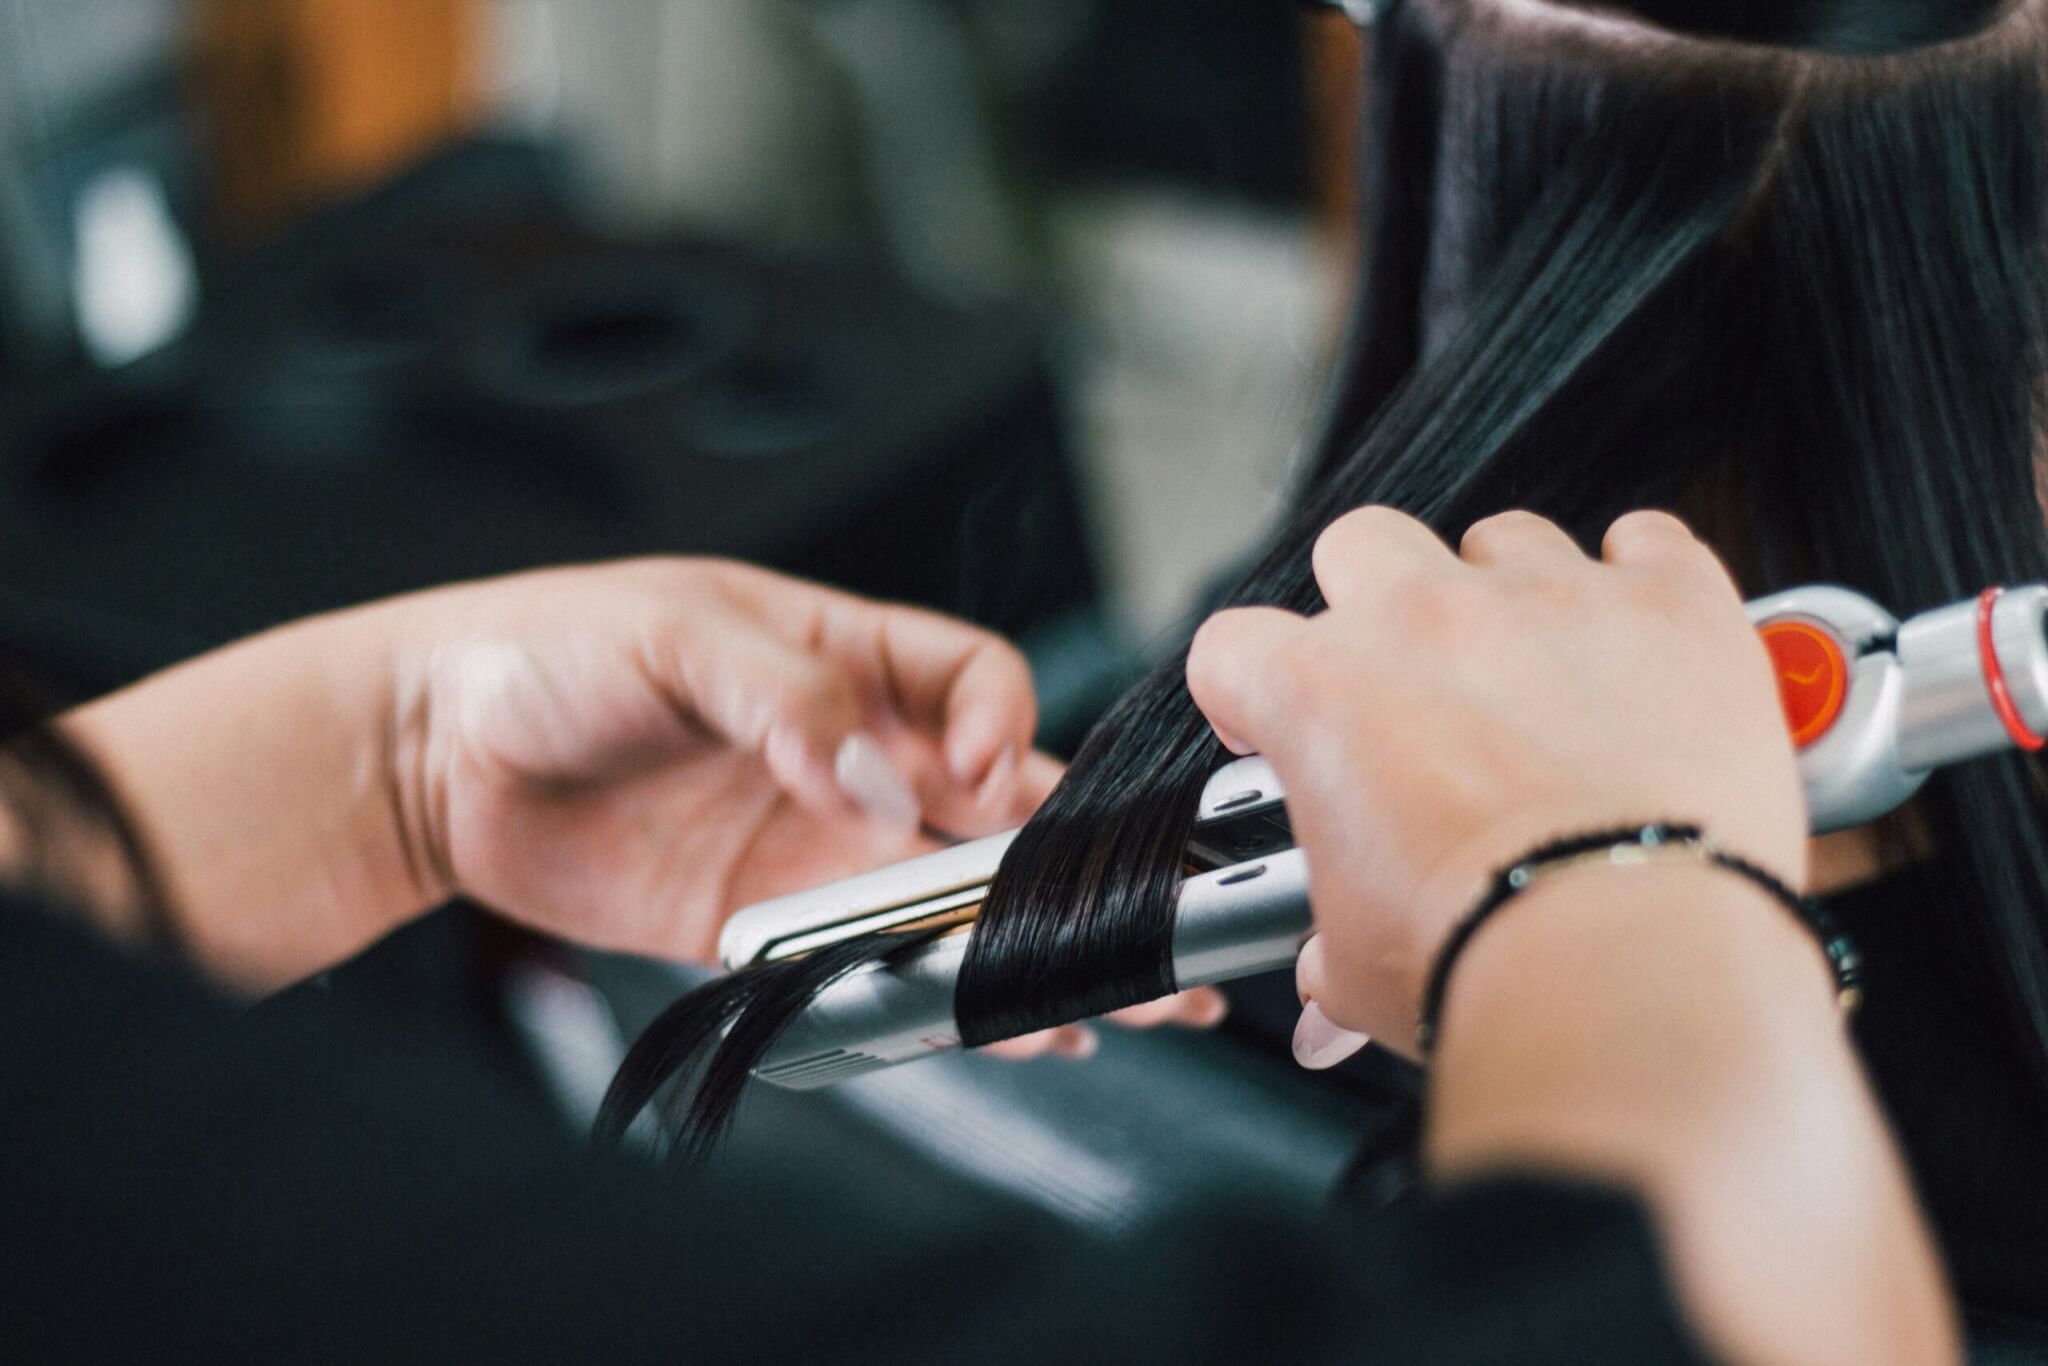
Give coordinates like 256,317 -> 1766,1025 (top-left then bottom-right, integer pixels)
0,0 -> 1398,1240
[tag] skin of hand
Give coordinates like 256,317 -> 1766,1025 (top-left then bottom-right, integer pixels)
386,559 -> 1064,961
1185,507 -> 1958,1366
1188,506 -> 1808,1052
64,555 -> 1224,1038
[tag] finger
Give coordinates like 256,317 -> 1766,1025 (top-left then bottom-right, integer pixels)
873,607 -> 1039,788
1212,725 -> 1257,757
978,1033 -> 1049,1060
1295,933 -> 1330,1005
1600,508 -> 1702,567
1311,505 -> 1458,608
1014,749 -> 1064,810
979,1031 -> 1053,1060
1601,509 -> 1740,595
980,1024 -> 1098,1061
1602,511 -> 1744,610
1458,509 -> 1585,570
1293,1000 -> 1371,1070
922,746 -> 1067,840
1049,1024 -> 1099,1058
666,616 -> 888,821
1291,938 -> 1371,1065
993,749 -> 1065,827
1187,607 -> 1307,756
1106,986 -> 1229,1030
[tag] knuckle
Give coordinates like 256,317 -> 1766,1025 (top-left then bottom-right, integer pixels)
1387,573 -> 1473,640
1313,505 -> 1403,579
783,657 -> 858,718
1604,508 -> 1695,556
1624,508 -> 1694,537
1309,524 -> 1356,594
1265,635 -> 1332,715
1325,503 -> 1403,543
1186,614 -> 1235,682
1188,616 -> 1257,707
1623,566 -> 1691,611
1460,508 -> 1551,553
1509,562 -> 1590,612
1616,568 -> 1719,634
978,633 -> 1034,688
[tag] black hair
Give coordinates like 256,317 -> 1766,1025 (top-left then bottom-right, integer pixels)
597,0 -> 2048,1155
0,662 -> 179,954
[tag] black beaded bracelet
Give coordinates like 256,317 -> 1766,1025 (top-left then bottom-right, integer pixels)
1414,823 -> 1864,1055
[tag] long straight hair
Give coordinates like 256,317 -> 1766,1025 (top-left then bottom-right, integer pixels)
598,0 -> 2048,1154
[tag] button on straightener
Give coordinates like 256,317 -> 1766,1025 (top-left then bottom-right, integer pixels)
717,585 -> 2048,1089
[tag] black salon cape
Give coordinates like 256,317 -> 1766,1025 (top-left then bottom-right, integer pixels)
1833,866 -> 2048,1333
0,891 -> 1710,1365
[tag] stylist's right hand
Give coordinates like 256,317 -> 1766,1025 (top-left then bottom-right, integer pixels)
1185,507 -> 1807,1059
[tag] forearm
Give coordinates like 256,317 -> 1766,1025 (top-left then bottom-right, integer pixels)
64,603 -> 431,990
1425,864 -> 1959,1366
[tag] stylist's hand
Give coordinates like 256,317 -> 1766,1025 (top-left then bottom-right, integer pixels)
390,559 -> 1058,963
76,555 -> 1227,1040
1186,507 -> 1805,1058
398,559 -> 1222,1053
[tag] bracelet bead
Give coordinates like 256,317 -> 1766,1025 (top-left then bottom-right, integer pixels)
1415,824 -> 1861,1055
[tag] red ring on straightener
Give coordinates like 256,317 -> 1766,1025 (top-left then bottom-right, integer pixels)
1977,587 -> 2046,752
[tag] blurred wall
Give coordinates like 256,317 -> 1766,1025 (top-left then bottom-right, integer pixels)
0,0 -> 181,122
0,0 -> 1355,643
534,0 -> 864,247
192,0 -> 481,232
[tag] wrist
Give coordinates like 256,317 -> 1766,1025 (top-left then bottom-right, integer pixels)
1436,858 -> 1841,1062
378,608 -> 457,920
67,604 -> 438,986
1418,826 -> 1849,1055
1424,855 -> 1860,1204
1425,858 -> 1957,1366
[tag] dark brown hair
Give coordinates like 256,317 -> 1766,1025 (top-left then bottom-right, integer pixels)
601,0 -> 2048,1151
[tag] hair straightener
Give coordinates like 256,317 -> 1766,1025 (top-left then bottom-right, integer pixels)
718,585 -> 2048,1089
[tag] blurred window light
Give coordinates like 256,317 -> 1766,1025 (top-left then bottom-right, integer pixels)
479,0 -> 565,131
1301,0 -> 1382,24
70,165 -> 195,367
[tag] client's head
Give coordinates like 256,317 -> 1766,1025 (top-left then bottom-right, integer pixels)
602,0 -> 2048,1153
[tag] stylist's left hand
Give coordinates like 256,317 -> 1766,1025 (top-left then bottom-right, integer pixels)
74,555 -> 1225,1037
390,558 -> 1060,965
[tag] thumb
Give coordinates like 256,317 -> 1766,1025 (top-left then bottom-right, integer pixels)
1293,935 -> 1372,1070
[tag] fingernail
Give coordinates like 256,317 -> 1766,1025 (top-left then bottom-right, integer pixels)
767,724 -> 827,799
1292,1001 -> 1371,1070
1190,989 -> 1230,1027
1058,1025 -> 1099,1059
835,734 -> 920,831
975,745 -> 1017,806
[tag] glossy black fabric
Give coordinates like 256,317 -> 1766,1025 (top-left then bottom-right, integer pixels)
1835,864 -> 2048,1329
0,892 -> 1708,1365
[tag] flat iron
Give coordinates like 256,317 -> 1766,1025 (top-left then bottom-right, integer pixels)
719,585 -> 2048,1088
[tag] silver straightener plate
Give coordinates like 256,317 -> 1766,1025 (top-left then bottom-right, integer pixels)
754,849 -> 1314,1089
744,587 -> 2048,1089
718,830 -> 1016,970
719,757 -> 1293,971
754,927 -> 974,1085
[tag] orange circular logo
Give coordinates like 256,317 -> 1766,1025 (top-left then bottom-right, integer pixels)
1759,619 -> 1848,749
